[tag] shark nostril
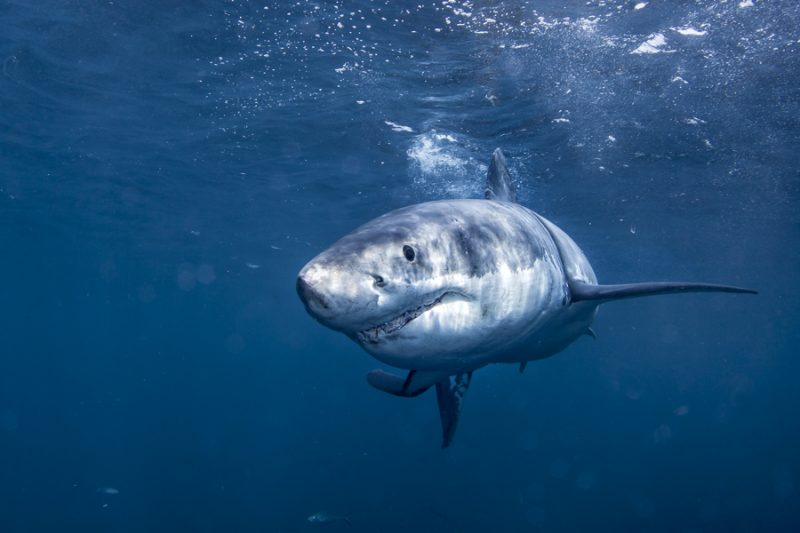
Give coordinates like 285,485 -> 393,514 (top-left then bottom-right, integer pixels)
372,274 -> 387,288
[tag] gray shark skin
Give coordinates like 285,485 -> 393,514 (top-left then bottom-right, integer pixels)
297,149 -> 756,448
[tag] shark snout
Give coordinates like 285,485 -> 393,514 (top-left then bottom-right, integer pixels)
296,258 -> 390,334
296,273 -> 330,313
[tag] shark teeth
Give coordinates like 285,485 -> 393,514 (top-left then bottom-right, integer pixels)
357,294 -> 447,344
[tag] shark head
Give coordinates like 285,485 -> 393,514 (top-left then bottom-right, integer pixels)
296,200 -> 533,369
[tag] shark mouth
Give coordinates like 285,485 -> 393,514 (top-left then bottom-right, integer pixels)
356,292 -> 455,345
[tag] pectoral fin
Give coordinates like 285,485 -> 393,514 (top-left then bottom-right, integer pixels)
570,280 -> 757,302
366,369 -> 451,397
436,372 -> 473,448
367,369 -> 412,396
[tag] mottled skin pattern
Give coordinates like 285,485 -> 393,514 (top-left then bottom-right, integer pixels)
298,198 -> 599,373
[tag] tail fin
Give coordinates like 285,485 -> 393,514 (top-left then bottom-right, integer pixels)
570,280 -> 757,303
436,373 -> 472,449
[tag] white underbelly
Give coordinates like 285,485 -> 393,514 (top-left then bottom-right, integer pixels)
494,301 -> 599,363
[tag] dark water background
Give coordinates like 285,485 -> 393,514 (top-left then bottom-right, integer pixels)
1,0 -> 799,531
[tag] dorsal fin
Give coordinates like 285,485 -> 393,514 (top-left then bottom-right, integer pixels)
485,148 -> 516,202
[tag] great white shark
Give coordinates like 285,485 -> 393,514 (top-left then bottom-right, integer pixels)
297,149 -> 756,448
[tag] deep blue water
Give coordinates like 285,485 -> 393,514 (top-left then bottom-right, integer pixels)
1,0 -> 799,531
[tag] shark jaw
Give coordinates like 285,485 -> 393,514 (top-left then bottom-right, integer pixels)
355,291 -> 464,345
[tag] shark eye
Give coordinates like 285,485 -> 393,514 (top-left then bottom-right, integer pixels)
403,245 -> 416,262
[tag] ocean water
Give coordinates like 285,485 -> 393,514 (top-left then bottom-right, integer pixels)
1,0 -> 799,531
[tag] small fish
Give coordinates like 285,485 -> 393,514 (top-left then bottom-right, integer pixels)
97,487 -> 119,495
307,512 -> 351,526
